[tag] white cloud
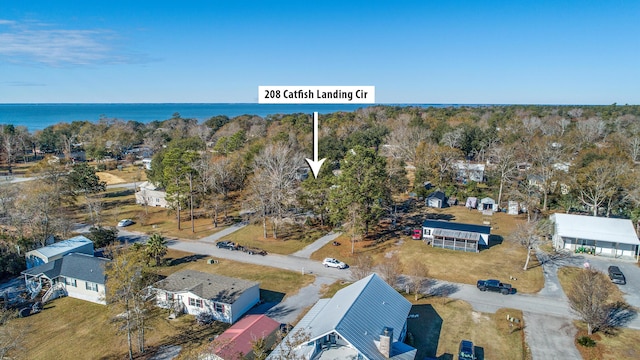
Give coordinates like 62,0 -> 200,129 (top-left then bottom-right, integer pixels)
0,20 -> 149,66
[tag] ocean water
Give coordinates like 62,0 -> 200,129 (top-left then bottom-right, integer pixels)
0,103 -> 392,132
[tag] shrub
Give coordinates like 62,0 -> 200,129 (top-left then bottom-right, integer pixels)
577,336 -> 596,347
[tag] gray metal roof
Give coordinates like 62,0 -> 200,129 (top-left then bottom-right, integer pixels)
30,235 -> 93,259
22,253 -> 110,284
551,213 -> 640,245
153,270 -> 258,303
304,274 -> 415,360
432,228 -> 481,241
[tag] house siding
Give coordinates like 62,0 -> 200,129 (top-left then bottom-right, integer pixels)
63,278 -> 106,304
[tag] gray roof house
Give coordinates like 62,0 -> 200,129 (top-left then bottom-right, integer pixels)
152,270 -> 260,324
268,273 -> 416,360
21,253 -> 111,304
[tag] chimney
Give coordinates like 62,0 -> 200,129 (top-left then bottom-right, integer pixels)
379,327 -> 393,358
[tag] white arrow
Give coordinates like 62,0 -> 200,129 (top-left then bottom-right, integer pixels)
305,112 -> 326,179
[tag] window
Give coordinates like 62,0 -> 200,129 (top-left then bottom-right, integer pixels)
166,293 -> 174,301
65,277 -> 77,287
189,297 -> 203,308
214,303 -> 224,313
424,229 -> 431,236
85,282 -> 99,292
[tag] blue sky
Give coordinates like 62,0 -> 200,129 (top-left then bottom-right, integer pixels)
0,0 -> 638,104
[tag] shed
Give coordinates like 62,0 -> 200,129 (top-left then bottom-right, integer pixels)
479,197 -> 497,212
425,191 -> 446,208
465,197 -> 477,210
550,213 -> 640,261
507,201 -> 519,215
25,236 -> 94,269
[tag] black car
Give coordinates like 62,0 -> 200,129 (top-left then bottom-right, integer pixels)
608,266 -> 626,285
216,241 -> 236,250
476,279 -> 516,295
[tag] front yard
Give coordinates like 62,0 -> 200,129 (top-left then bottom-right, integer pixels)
557,267 -> 640,360
407,298 -> 529,360
311,205 -> 545,293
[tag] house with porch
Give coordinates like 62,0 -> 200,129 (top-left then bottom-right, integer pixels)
21,253 -> 110,304
268,273 -> 416,360
152,270 -> 260,324
25,235 -> 94,269
550,213 -> 640,261
422,219 -> 491,252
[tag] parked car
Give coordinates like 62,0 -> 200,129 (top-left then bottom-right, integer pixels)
476,279 -> 516,295
216,241 -> 236,250
117,219 -> 134,227
458,340 -> 476,360
323,257 -> 347,269
412,229 -> 422,240
608,266 -> 626,285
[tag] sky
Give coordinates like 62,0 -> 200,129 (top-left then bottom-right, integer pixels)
0,0 -> 639,104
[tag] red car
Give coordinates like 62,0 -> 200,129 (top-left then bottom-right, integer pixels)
412,229 -> 422,240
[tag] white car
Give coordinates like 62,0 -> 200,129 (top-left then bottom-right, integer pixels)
323,257 -> 347,269
117,219 -> 134,227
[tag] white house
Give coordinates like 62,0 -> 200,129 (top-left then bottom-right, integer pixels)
152,270 -> 260,324
550,213 -> 640,261
422,219 -> 491,252
268,274 -> 416,360
25,235 -> 94,269
135,181 -> 168,208
22,253 -> 110,305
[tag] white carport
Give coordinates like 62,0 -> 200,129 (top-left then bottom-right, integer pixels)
550,213 -> 640,262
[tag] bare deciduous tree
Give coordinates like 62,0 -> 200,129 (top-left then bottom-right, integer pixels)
406,262 -> 429,301
350,253 -> 374,281
378,252 -> 402,289
509,220 -> 550,270
567,268 -> 619,335
250,144 -> 303,239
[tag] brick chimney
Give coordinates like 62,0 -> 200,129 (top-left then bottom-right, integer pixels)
378,327 -> 393,358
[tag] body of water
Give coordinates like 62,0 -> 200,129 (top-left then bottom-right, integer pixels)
0,103 -> 417,131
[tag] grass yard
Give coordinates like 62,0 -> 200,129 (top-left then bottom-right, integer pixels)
155,249 -> 315,301
13,297 -> 227,360
311,206 -> 544,293
98,164 -> 147,185
557,267 -> 640,360
408,298 -> 529,360
219,223 -> 327,255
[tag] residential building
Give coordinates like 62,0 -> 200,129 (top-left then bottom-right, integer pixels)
152,270 -> 260,324
422,219 -> 491,252
268,273 -> 416,360
135,180 -> 168,208
209,315 -> 280,360
22,253 -> 110,304
550,213 -> 640,261
25,235 -> 94,269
